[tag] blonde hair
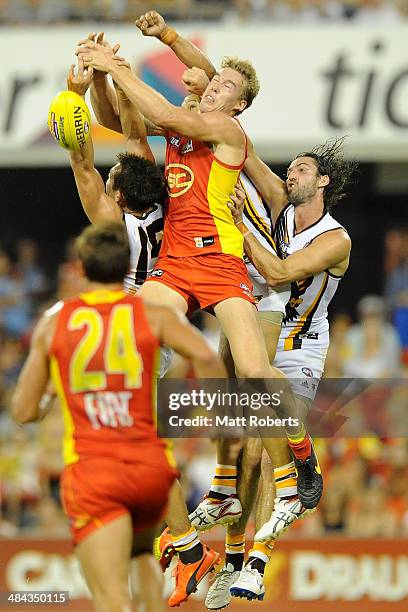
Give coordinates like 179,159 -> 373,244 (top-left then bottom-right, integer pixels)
221,56 -> 260,113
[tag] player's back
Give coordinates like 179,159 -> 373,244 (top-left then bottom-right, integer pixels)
162,130 -> 245,259
49,289 -> 165,466
123,207 -> 164,293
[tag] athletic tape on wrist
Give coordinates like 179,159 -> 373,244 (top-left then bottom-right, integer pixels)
160,27 -> 178,46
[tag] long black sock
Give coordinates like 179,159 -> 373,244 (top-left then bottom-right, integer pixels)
226,552 -> 244,571
179,542 -> 203,564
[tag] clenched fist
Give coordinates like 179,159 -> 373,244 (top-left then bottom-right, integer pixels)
182,67 -> 210,96
135,11 -> 167,38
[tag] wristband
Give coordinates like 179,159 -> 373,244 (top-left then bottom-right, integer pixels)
160,26 -> 178,46
235,221 -> 251,238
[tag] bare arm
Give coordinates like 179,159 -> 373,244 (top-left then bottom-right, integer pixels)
244,139 -> 289,224
75,33 -> 123,134
135,11 -> 216,80
114,81 -> 155,162
91,72 -> 122,134
77,45 -> 242,150
242,229 -> 351,286
228,184 -> 351,285
67,61 -> 122,224
11,315 -> 51,423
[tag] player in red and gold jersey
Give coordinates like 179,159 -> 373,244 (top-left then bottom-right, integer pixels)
12,222 -> 226,612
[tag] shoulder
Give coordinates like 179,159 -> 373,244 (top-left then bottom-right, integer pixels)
312,227 -> 351,252
32,303 -> 63,352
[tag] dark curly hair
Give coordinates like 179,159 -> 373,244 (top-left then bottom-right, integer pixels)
113,153 -> 166,213
295,137 -> 359,211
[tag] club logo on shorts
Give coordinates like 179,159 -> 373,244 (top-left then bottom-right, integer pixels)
240,283 -> 253,298
151,269 -> 164,277
302,367 -> 314,377
166,163 -> 195,198
194,236 -> 215,248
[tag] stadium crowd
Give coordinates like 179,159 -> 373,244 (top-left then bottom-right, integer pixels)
0,0 -> 407,25
0,227 -> 407,538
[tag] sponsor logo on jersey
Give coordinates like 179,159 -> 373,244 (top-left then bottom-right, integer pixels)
151,269 -> 165,277
301,367 -> 314,377
170,136 -> 181,147
166,163 -> 195,198
181,139 -> 194,154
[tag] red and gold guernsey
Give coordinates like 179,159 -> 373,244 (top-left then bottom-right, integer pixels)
49,289 -> 170,467
162,128 -> 246,259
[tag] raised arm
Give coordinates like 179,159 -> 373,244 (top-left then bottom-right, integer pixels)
82,32 -> 165,137
77,44 -> 242,153
244,138 -> 289,224
114,77 -> 155,162
67,60 -> 122,224
135,11 -> 216,80
91,71 -> 122,134
76,33 -> 123,134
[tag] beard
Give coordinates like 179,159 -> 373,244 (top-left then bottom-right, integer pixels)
288,182 -> 318,205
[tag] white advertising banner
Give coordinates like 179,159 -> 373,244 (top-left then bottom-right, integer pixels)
0,23 -> 407,164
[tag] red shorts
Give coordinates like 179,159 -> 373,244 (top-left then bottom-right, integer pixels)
146,253 -> 255,313
61,457 -> 176,545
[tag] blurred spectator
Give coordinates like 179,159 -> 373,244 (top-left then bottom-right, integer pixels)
342,295 -> 402,377
355,0 -> 401,21
16,239 -> 49,315
324,312 -> 352,377
384,228 -> 408,359
56,237 -> 86,299
347,486 -> 399,536
0,249 -> 31,337
119,0 -> 194,21
1,0 -> 407,23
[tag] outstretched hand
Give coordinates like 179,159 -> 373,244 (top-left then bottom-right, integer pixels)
227,182 -> 246,224
135,10 -> 167,37
67,57 -> 93,96
76,40 -> 119,74
77,31 -> 120,57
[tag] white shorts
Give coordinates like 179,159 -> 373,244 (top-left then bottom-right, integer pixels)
273,346 -> 328,400
247,262 -> 290,315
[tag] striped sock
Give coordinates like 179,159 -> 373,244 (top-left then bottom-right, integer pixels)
274,461 -> 298,499
208,464 -> 237,500
247,540 -> 275,575
287,426 -> 312,462
173,527 -> 203,564
225,533 -> 245,572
